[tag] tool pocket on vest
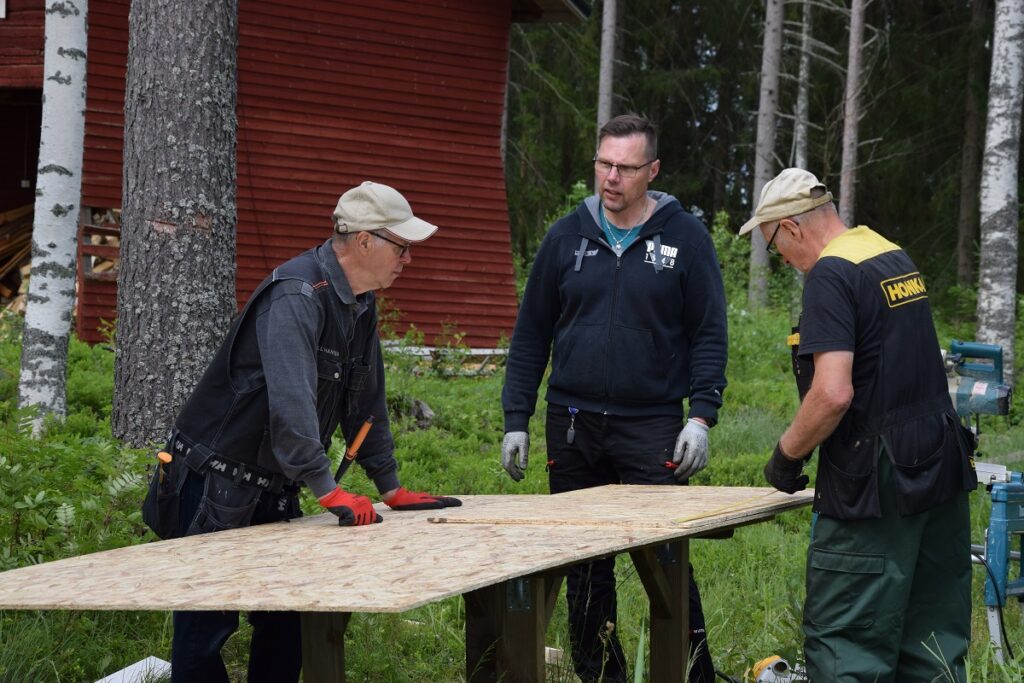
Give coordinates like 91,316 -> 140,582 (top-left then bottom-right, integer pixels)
814,437 -> 879,520
185,474 -> 261,536
805,548 -> 884,628
141,453 -> 186,540
956,421 -> 979,491
883,411 -> 962,516
345,362 -> 371,415
316,352 -> 346,419
791,351 -> 814,402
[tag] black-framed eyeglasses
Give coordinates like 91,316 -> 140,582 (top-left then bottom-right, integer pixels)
375,232 -> 410,257
765,222 -> 782,255
593,157 -> 655,179
765,217 -> 797,255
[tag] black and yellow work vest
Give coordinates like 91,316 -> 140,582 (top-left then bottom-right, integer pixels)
795,228 -> 976,520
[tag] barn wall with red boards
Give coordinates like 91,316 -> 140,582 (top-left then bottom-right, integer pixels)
4,0 -> 525,347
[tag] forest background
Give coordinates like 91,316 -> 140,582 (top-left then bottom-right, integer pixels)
506,0 -> 1011,307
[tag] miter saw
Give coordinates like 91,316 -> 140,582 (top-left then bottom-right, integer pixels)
944,339 -> 1012,422
947,341 -> 1020,663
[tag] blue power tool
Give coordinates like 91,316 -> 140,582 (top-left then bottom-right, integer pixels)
945,340 -> 1012,418
951,341 -> 1019,663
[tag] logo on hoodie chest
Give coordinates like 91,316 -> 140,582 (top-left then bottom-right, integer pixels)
644,240 -> 677,269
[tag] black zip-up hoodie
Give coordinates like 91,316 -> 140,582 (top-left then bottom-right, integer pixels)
502,192 -> 728,432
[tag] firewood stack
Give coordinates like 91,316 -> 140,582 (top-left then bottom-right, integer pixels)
0,205 -> 33,315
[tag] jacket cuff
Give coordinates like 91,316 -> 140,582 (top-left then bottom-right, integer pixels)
373,470 -> 401,496
687,402 -> 719,428
504,411 -> 530,433
308,470 -> 339,500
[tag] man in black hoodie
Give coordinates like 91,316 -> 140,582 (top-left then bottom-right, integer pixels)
500,114 -> 728,682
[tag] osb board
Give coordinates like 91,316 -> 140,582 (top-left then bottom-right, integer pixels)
429,485 -> 813,532
0,487 -> 811,614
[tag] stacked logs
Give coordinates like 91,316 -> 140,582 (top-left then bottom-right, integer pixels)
0,205 -> 33,314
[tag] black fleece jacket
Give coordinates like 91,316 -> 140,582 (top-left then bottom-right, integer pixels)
502,192 -> 728,432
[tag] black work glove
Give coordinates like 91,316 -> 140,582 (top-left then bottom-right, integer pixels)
763,442 -> 809,494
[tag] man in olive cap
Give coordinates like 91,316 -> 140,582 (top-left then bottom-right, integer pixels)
147,181 -> 462,683
741,168 -> 976,680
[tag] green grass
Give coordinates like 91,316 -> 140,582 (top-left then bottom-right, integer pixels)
1,304 -> 1024,681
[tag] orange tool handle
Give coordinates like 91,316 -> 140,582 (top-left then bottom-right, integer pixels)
334,416 -> 375,483
345,416 -> 375,461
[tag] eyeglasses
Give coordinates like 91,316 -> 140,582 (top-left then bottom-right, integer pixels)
765,217 -> 797,255
593,157 -> 655,179
375,232 -> 410,258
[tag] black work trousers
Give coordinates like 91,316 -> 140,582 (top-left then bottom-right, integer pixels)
171,470 -> 302,683
546,404 -> 715,683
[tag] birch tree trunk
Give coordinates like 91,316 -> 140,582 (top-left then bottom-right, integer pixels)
18,0 -> 89,432
597,0 -> 617,131
956,0 -> 987,285
114,0 -> 238,446
839,0 -> 866,226
793,0 -> 812,170
977,0 -> 1024,384
748,0 -> 784,308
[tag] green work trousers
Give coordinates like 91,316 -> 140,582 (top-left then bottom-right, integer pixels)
803,454 -> 971,682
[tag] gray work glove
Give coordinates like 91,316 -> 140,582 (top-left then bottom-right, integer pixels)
672,419 -> 709,481
501,431 -> 529,482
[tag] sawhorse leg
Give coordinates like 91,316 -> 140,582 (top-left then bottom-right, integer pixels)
301,611 -> 351,682
630,539 -> 690,682
464,570 -> 564,683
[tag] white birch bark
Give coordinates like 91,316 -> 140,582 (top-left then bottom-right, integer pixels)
977,0 -> 1024,384
18,0 -> 88,432
838,0 -> 865,226
597,0 -> 617,131
748,0 -> 784,308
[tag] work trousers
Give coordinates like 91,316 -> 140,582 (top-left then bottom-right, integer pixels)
546,404 -> 716,683
804,452 -> 972,682
171,470 -> 302,683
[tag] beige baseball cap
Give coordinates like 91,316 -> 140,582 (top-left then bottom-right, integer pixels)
333,181 -> 438,242
738,168 -> 834,235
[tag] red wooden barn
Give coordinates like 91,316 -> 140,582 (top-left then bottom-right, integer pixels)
0,0 -> 587,347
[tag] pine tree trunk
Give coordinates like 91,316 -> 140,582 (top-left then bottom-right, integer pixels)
597,0 -> 617,131
18,0 -> 89,432
793,0 -> 812,170
977,0 -> 1024,384
956,0 -> 987,285
114,0 -> 239,446
748,0 -> 784,308
839,0 -> 866,226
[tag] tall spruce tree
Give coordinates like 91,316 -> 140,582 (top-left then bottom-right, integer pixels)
114,0 -> 239,445
748,0 -> 785,308
956,0 -> 989,285
838,0 -> 866,226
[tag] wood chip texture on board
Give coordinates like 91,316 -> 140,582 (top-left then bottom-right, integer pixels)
0,486 -> 811,614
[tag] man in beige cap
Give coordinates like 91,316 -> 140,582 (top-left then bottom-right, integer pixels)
741,168 -> 976,680
146,181 -> 461,683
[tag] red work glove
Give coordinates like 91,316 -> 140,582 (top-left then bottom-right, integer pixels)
384,487 -> 463,511
318,487 -> 382,526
